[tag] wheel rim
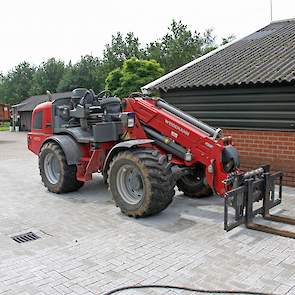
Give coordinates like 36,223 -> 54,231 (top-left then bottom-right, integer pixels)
44,153 -> 61,185
116,164 -> 144,205
182,173 -> 202,185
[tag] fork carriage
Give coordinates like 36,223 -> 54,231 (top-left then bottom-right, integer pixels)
224,165 -> 295,239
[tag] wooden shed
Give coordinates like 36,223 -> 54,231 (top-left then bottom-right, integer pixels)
13,92 -> 71,131
0,103 -> 10,122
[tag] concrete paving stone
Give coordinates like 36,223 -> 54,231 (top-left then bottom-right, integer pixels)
85,281 -> 111,294
0,285 -> 11,294
53,284 -> 72,294
16,276 -> 45,287
274,275 -> 295,287
62,280 -> 77,288
3,274 -> 35,286
68,284 -> 89,295
147,269 -> 169,279
37,284 -> 61,295
275,284 -> 294,295
260,278 -> 281,292
154,263 -> 172,272
49,276 -> 69,287
1,132 -> 295,295
0,272 -> 20,283
141,263 -> 161,273
140,275 -> 162,285
61,269 -> 85,280
72,276 -> 100,288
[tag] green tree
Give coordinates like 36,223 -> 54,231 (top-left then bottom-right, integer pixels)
0,73 -> 6,103
30,58 -> 65,95
146,20 -> 217,72
102,32 -> 144,75
57,55 -> 103,92
200,28 -> 218,54
221,34 -> 236,45
1,62 -> 35,105
105,58 -> 164,97
0,19 -> 235,105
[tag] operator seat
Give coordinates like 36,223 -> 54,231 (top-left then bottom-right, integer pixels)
65,88 -> 88,127
100,96 -> 122,121
79,89 -> 96,107
71,88 -> 88,107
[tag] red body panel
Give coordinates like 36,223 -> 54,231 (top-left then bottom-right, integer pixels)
124,98 -> 234,195
28,102 -> 53,155
76,142 -> 114,182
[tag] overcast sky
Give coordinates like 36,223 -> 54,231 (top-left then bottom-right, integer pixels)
0,0 -> 294,73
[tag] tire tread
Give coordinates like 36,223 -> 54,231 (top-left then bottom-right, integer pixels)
108,149 -> 175,217
39,142 -> 83,193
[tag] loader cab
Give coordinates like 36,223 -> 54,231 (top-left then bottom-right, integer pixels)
50,88 -> 87,131
28,101 -> 54,155
29,88 -> 128,154
51,89 -> 127,144
27,91 -> 85,155
31,101 -> 53,134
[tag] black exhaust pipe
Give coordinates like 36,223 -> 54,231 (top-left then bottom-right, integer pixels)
156,99 -> 221,139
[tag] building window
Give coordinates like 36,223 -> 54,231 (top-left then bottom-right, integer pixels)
33,111 -> 43,129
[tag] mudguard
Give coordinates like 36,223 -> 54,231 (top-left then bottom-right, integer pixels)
222,146 -> 240,169
103,139 -> 154,174
42,135 -> 82,165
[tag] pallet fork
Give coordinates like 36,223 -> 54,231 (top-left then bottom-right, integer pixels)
224,165 -> 295,239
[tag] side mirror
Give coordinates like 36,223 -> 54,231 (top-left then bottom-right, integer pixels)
46,90 -> 53,101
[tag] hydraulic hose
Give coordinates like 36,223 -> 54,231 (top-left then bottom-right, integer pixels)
156,99 -> 221,138
103,284 -> 275,295
143,125 -> 187,160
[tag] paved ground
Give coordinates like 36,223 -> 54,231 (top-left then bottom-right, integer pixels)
0,131 -> 295,295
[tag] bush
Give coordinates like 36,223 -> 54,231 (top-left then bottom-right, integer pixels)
105,58 -> 164,98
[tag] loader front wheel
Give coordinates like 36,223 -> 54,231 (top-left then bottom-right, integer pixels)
108,149 -> 175,217
177,166 -> 212,198
39,142 -> 84,193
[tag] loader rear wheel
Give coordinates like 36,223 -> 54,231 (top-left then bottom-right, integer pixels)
177,166 -> 212,198
39,142 -> 84,193
108,149 -> 175,217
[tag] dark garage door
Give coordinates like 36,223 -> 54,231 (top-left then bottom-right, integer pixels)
20,111 -> 32,131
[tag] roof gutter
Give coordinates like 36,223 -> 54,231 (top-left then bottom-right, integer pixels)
271,17 -> 295,24
12,102 -> 27,108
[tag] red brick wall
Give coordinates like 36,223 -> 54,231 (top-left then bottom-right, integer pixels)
223,129 -> 295,187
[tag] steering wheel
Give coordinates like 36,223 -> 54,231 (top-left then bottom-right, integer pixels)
97,90 -> 113,98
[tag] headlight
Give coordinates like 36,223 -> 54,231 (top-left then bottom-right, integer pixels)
222,146 -> 240,173
224,159 -> 235,173
127,112 -> 135,128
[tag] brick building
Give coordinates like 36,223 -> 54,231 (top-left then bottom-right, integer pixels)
142,19 -> 295,186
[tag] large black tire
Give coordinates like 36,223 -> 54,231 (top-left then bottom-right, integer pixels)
177,166 -> 212,198
39,142 -> 84,193
108,149 -> 175,217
